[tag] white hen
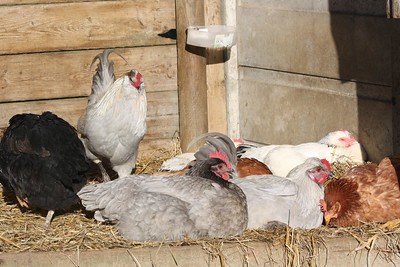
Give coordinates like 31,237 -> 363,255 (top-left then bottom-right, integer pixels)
240,129 -> 366,177
78,49 -> 147,181
232,157 -> 329,229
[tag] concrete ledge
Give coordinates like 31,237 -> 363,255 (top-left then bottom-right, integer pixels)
1,237 -> 399,266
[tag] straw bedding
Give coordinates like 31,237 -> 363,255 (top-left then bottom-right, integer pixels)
0,136 -> 400,266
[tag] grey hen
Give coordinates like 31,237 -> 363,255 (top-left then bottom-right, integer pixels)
78,151 -> 247,241
155,132 -> 238,176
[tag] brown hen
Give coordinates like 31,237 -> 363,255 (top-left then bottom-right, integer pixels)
236,157 -> 272,177
320,156 -> 400,227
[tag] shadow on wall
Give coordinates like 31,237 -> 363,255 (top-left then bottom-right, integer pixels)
329,0 -> 397,162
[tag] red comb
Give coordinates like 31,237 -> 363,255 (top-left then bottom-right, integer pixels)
209,149 -> 232,168
321,159 -> 331,171
131,71 -> 142,88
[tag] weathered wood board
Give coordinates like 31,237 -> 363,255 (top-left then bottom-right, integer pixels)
0,0 -> 176,54
1,238 -> 400,267
0,46 -> 177,102
0,0 -> 179,157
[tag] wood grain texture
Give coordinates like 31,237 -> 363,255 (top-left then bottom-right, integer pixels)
176,0 -> 208,152
0,0 -> 98,5
0,0 -> 176,54
0,46 -> 177,102
205,0 -> 228,134
0,97 -> 179,157
0,90 -> 178,128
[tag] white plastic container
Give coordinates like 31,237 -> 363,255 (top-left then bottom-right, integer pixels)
186,25 -> 236,49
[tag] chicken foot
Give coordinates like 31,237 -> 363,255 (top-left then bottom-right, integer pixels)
45,210 -> 55,227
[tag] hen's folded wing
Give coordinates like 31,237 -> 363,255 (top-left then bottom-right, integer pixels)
231,175 -> 298,197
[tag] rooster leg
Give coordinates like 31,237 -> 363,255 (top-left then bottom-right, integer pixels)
44,210 -> 55,227
97,162 -> 111,182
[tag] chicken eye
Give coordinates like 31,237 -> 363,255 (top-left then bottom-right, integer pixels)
217,163 -> 224,170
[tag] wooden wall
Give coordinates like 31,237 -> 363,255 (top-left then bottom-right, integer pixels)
235,0 -> 397,162
0,0 -> 178,158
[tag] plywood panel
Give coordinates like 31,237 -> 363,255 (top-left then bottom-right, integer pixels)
0,0 -> 176,54
239,67 -> 392,161
239,0 -> 388,16
237,6 -> 391,85
0,46 -> 177,102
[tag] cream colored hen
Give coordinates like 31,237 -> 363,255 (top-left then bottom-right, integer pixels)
78,49 -> 147,181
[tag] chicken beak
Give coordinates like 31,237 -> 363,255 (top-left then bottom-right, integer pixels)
324,213 -> 332,225
228,168 -> 238,179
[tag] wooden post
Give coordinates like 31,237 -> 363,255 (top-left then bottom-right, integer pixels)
388,0 -> 400,18
392,19 -> 400,154
176,0 -> 208,152
205,0 -> 228,134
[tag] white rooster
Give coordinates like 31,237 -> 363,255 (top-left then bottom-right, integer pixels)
78,49 -> 147,181
239,129 -> 366,177
232,157 -> 330,229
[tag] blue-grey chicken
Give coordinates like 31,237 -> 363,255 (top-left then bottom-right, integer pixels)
78,146 -> 248,241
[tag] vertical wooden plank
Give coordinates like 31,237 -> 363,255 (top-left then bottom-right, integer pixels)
223,0 -> 240,139
176,0 -> 208,152
205,0 -> 228,134
392,19 -> 400,154
389,0 -> 400,18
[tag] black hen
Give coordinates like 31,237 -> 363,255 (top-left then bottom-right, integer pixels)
0,111 -> 89,226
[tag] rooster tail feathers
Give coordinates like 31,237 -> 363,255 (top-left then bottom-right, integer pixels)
90,49 -> 116,97
188,132 -> 237,168
90,49 -> 133,97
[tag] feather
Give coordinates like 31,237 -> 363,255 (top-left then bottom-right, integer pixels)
155,132 -> 271,178
78,49 -> 147,179
231,157 -> 327,229
322,157 -> 400,226
188,132 -> 237,167
0,112 -> 89,225
89,49 -> 116,103
78,157 -> 248,241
